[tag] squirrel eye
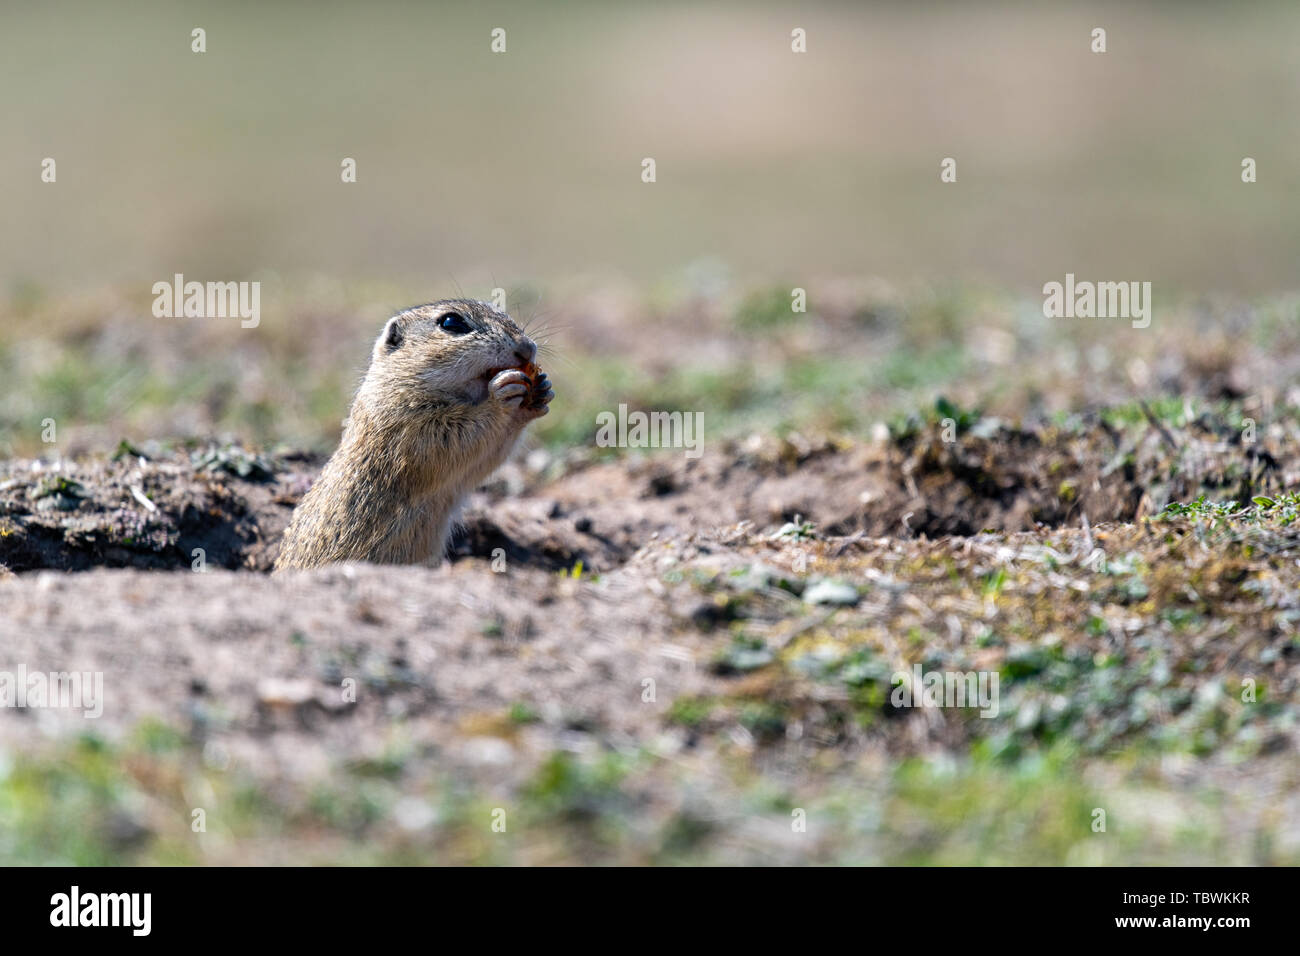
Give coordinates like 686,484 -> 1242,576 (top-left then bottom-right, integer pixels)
438,312 -> 472,335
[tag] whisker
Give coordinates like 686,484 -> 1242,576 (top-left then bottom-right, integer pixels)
521,306 -> 559,335
538,348 -> 580,372
528,323 -> 575,340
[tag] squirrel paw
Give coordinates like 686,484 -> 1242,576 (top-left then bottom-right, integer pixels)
524,371 -> 553,417
489,368 -> 552,418
489,368 -> 531,404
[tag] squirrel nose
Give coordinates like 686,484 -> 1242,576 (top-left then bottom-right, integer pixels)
513,341 -> 536,366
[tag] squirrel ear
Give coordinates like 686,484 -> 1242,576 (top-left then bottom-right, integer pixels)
382,316 -> 405,351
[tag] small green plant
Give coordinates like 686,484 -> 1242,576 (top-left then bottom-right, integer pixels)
191,445 -> 275,482
508,702 -> 541,725
773,515 -> 816,540
710,634 -> 773,675
733,286 -> 799,329
666,696 -> 715,729
1159,493 -> 1299,527
934,396 -> 982,434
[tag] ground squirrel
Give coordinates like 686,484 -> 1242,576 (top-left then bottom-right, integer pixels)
273,299 -> 552,571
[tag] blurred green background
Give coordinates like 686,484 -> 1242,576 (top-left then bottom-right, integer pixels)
2,0 -> 1297,460
2,0 -> 1297,294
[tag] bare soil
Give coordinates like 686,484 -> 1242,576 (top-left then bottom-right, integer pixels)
1,413 -> 1296,864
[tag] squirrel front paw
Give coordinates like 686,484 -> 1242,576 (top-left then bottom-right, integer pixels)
523,370 -> 553,417
489,368 -> 553,419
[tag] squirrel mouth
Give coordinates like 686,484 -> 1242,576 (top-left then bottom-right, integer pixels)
483,362 -> 539,383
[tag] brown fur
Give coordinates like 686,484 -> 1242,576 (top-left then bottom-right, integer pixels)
273,300 -> 552,571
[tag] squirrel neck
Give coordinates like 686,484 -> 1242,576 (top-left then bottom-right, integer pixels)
332,399 -> 447,502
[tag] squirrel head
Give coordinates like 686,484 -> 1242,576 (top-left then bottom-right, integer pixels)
361,299 -> 538,409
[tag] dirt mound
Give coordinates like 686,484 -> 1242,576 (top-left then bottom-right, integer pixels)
2,411 -> 1296,576
0,449 -> 292,574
